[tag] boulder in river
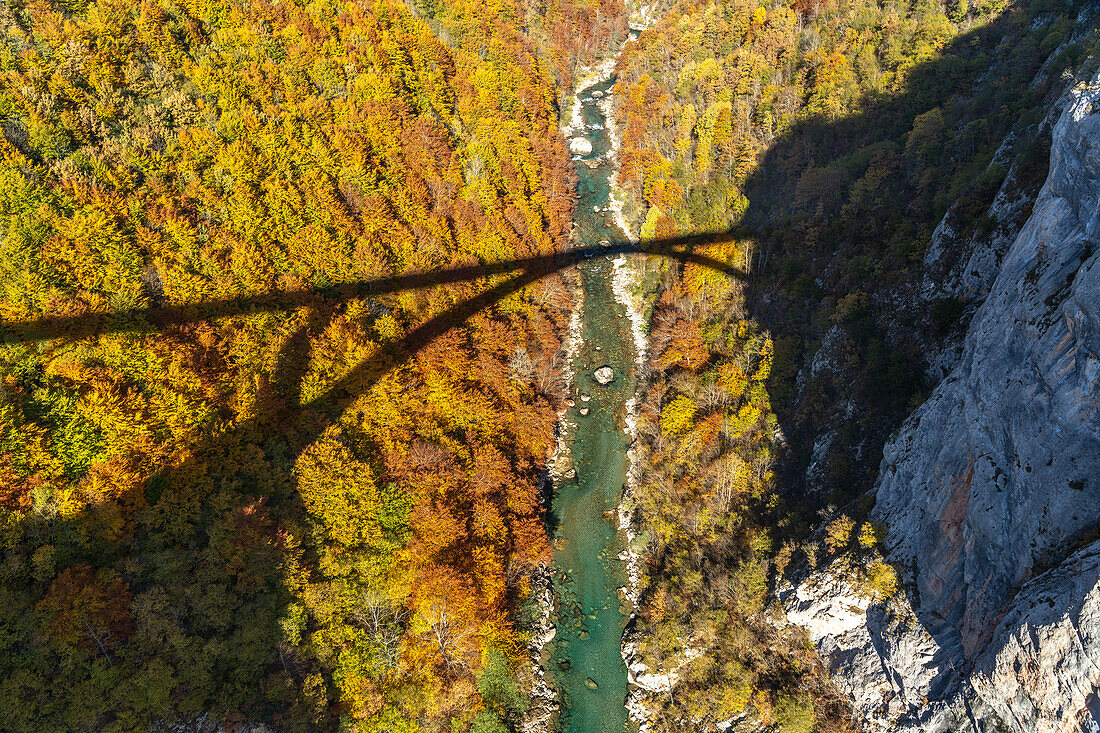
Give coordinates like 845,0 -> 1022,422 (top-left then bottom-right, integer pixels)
579,407 -> 590,416
564,467 -> 577,480
580,393 -> 591,402
585,677 -> 599,690
593,366 -> 614,384
570,137 -> 592,155
591,90 -> 604,98
565,398 -> 575,407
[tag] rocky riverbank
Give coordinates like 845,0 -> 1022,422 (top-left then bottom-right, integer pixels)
536,46 -> 641,733
526,18 -> 665,730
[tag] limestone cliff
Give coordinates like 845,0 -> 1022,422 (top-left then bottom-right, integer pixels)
783,68 -> 1100,732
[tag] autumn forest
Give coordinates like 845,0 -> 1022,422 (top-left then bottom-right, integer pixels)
0,0 -> 1095,730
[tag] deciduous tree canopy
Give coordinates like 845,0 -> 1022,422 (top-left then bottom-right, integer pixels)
0,0 -> 618,729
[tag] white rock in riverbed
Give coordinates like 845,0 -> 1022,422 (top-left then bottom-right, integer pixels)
593,366 -> 614,384
570,137 -> 592,155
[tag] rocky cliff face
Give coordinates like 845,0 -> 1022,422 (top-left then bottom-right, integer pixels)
783,68 -> 1100,732
875,63 -> 1100,657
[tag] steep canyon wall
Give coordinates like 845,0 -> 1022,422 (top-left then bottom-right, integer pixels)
785,67 -> 1100,733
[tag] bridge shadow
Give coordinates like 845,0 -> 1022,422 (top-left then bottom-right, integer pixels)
0,233 -> 744,729
0,235 -> 746,458
1,237 -> 745,345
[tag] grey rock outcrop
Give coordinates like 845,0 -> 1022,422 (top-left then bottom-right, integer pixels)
159,717 -> 274,733
965,540 -> 1100,732
784,71 -> 1100,732
778,574 -> 962,729
783,541 -> 1100,732
873,68 -> 1100,660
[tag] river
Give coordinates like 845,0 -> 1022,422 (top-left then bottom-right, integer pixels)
547,70 -> 638,733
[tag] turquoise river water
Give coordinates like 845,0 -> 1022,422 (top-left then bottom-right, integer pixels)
547,72 -> 638,733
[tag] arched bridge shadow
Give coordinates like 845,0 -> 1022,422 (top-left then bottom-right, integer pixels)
0,231 -> 744,728
3,235 -> 744,340
2,234 -> 746,423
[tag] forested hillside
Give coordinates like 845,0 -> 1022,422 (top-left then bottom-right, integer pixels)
3,0 -> 1097,729
613,0 -> 1097,728
0,0 -> 613,729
